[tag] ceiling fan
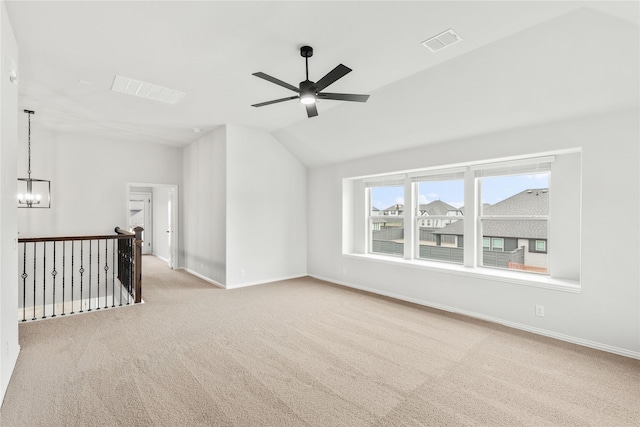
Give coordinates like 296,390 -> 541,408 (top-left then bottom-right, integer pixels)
251,46 -> 370,118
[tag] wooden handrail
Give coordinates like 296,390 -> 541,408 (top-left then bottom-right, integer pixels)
19,234 -> 133,243
114,226 -> 134,236
18,226 -> 138,243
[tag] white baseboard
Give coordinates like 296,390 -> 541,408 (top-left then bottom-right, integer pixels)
225,274 -> 307,289
151,253 -> 169,263
310,274 -> 640,360
181,269 -> 306,290
183,268 -> 225,289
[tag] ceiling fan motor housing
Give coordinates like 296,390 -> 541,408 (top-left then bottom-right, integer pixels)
299,79 -> 315,91
300,46 -> 313,58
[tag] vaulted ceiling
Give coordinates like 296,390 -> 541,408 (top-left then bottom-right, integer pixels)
6,1 -> 639,167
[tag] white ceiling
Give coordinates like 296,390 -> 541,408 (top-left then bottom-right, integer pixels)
6,1 -> 639,167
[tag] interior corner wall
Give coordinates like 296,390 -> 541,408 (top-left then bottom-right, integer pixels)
0,0 -> 19,403
182,127 -> 226,285
17,132 -> 183,238
225,125 -> 307,288
308,108 -> 640,356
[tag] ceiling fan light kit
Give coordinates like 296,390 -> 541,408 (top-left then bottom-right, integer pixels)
251,45 -> 370,118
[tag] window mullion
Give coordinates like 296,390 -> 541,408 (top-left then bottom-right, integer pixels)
463,169 -> 477,268
403,177 -> 413,260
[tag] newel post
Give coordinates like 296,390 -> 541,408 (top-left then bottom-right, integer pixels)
133,226 -> 143,303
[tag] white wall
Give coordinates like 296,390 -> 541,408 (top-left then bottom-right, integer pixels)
181,125 -> 307,288
182,127 -> 226,284
0,0 -> 19,402
308,109 -> 639,357
17,132 -> 182,238
225,125 -> 307,288
152,187 -> 170,261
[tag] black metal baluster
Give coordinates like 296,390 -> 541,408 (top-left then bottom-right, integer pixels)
96,240 -> 100,310
32,242 -> 36,321
119,239 -> 124,307
79,241 -> 84,313
104,239 -> 109,309
88,240 -> 92,312
21,242 -> 27,322
42,242 -> 47,319
112,239 -> 116,308
128,239 -> 132,305
71,241 -> 75,314
51,242 -> 57,318
62,241 -> 66,316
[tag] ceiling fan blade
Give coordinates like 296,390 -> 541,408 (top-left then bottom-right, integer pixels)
306,103 -> 318,118
317,92 -> 370,103
252,72 -> 300,93
251,96 -> 298,107
312,64 -> 352,92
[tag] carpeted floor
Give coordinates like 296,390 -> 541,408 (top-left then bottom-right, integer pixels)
1,255 -> 638,426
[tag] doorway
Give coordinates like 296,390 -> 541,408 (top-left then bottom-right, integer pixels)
127,183 -> 179,269
129,191 -> 152,255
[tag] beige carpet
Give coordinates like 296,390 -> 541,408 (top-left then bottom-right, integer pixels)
1,256 -> 638,426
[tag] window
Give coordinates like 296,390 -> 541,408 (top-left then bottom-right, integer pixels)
356,156 -> 555,275
345,151 -> 582,287
414,171 -> 464,264
490,238 -> 504,251
478,163 -> 550,274
530,239 -> 547,253
367,181 -> 404,257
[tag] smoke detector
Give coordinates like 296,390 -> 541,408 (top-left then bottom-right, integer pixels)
422,29 -> 462,52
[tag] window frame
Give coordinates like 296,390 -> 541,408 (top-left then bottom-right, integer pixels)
360,156 -> 554,275
366,183 -> 406,258
412,169 -> 466,265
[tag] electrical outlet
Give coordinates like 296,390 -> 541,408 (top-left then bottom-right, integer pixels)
240,269 -> 245,278
535,305 -> 545,317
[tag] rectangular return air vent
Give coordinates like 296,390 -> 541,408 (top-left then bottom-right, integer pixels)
111,75 -> 186,105
422,29 -> 462,52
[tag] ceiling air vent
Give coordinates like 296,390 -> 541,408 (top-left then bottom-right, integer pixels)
111,75 -> 186,105
422,29 -> 462,52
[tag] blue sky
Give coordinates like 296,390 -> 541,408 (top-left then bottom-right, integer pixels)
371,173 -> 549,210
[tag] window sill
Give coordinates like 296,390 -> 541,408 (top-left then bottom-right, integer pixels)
342,253 -> 581,293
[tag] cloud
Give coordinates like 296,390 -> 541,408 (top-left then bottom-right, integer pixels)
526,173 -> 549,180
395,196 -> 404,205
418,193 -> 440,205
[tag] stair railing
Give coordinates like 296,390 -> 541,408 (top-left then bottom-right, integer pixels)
17,226 -> 143,322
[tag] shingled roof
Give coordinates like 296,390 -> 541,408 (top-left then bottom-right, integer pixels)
432,189 -> 548,239
418,200 -> 460,216
484,188 -> 548,216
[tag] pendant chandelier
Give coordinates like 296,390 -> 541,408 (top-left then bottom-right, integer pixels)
17,109 -> 50,208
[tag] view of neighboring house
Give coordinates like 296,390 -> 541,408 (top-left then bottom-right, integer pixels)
433,188 -> 548,272
372,190 -> 548,273
382,204 -> 404,216
418,200 -> 463,246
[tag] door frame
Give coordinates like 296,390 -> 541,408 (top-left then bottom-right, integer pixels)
129,191 -> 153,255
126,182 -> 180,269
